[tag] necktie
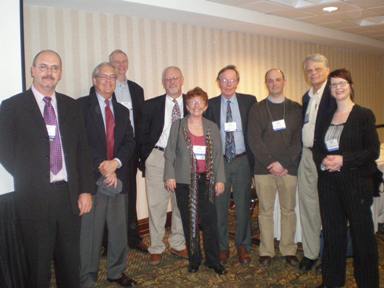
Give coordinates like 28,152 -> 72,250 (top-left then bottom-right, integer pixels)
225,100 -> 236,162
171,99 -> 181,123
105,99 -> 115,160
43,96 -> 63,175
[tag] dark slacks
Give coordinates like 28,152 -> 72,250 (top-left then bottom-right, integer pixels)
318,172 -> 379,288
175,176 -> 220,267
19,182 -> 80,288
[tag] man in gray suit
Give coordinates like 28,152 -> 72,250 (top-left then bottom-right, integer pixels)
205,65 -> 256,265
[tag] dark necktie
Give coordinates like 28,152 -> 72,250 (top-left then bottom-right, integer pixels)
225,100 -> 236,162
171,99 -> 181,123
105,99 -> 115,160
43,96 -> 63,175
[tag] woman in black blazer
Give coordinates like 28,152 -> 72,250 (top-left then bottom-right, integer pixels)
313,69 -> 379,288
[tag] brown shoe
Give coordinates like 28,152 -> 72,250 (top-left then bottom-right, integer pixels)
219,250 -> 229,264
150,253 -> 162,265
259,256 -> 272,267
285,255 -> 299,267
170,248 -> 188,259
237,246 -> 251,264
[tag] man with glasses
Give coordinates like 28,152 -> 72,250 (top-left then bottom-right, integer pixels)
0,50 -> 93,288
298,54 -> 336,272
78,62 -> 136,287
205,65 -> 256,265
139,66 -> 188,265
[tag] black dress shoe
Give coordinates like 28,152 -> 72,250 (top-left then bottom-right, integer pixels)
205,263 -> 226,275
188,263 -> 200,273
299,257 -> 317,272
129,241 -> 148,253
107,273 -> 137,287
259,256 -> 272,267
285,255 -> 299,267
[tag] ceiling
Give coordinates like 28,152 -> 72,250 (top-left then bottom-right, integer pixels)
209,0 -> 384,41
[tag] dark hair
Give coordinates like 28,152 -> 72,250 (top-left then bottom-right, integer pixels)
216,64 -> 240,81
264,68 -> 285,82
185,87 -> 208,105
328,68 -> 355,101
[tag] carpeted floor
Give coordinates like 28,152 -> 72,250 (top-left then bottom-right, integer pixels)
71,207 -> 384,288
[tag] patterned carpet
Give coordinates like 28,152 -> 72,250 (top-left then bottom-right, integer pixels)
75,208 -> 384,288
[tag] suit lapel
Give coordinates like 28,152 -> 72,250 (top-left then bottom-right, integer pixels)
89,93 -> 107,149
24,89 -> 49,140
112,98 -> 124,148
212,96 -> 222,125
236,94 -> 247,129
159,95 -> 166,129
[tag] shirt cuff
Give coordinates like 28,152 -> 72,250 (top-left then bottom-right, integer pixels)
113,158 -> 122,169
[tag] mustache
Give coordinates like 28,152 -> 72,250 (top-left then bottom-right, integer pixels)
43,76 -> 55,80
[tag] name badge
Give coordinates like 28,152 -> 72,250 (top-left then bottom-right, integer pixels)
304,113 -> 309,124
272,119 -> 286,131
325,139 -> 339,152
224,122 -> 236,132
121,101 -> 132,110
193,145 -> 206,160
46,124 -> 56,140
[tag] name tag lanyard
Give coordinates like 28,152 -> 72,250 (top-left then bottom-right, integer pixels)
266,99 -> 286,130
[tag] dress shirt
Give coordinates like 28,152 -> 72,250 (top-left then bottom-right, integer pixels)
32,85 -> 68,182
220,94 -> 246,154
115,80 -> 135,134
155,94 -> 184,148
302,80 -> 327,148
96,92 -> 121,168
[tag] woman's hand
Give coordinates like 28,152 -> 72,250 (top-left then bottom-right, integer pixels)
165,179 -> 176,192
322,155 -> 343,172
215,182 -> 225,196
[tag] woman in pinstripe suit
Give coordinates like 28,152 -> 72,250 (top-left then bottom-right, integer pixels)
313,68 -> 379,288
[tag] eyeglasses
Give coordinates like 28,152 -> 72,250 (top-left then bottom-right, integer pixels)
219,78 -> 238,85
164,76 -> 180,83
96,74 -> 118,81
330,81 -> 349,89
36,64 -> 60,73
305,67 -> 324,75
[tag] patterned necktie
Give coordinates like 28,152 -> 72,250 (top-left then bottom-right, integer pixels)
43,96 -> 63,175
225,100 -> 236,162
105,99 -> 115,160
171,98 -> 181,123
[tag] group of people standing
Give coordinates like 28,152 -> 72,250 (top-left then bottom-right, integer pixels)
0,49 -> 379,288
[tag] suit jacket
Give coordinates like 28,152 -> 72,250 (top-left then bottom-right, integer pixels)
139,94 -> 188,165
204,93 -> 257,170
164,116 -> 225,185
313,105 -> 380,178
302,81 -> 336,148
0,89 -> 93,220
78,87 -> 135,194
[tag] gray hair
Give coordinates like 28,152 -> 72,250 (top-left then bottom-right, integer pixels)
303,53 -> 329,70
32,49 -> 62,67
108,49 -> 128,62
162,66 -> 183,80
92,62 -> 117,78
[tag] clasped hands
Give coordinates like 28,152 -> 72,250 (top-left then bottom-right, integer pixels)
321,155 -> 343,172
165,179 -> 225,196
98,159 -> 119,188
267,161 -> 288,176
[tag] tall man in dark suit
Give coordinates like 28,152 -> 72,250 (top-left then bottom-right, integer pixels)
79,62 -> 136,288
298,54 -> 336,272
109,49 -> 147,253
205,65 -> 256,265
140,66 -> 188,265
0,50 -> 93,288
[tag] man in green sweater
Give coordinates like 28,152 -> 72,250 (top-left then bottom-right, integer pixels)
248,68 -> 302,267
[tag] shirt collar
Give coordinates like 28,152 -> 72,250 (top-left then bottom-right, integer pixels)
308,80 -> 327,99
221,94 -> 237,104
166,94 -> 183,104
32,85 -> 57,105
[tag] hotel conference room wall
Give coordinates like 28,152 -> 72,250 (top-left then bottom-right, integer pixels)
24,5 -> 384,219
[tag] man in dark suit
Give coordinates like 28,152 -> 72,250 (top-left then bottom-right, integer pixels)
78,62 -> 136,288
109,49 -> 147,253
205,65 -> 256,265
0,50 -> 93,288
140,66 -> 188,265
298,54 -> 336,272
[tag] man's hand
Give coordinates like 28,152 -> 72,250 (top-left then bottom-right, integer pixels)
267,161 -> 288,176
215,182 -> 225,196
104,172 -> 118,188
165,179 -> 176,192
98,160 -> 119,176
78,193 -> 93,216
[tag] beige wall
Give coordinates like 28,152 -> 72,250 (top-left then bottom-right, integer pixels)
24,5 -> 384,218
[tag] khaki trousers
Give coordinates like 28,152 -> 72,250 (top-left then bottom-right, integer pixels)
298,147 -> 321,260
145,148 -> 186,254
254,174 -> 297,257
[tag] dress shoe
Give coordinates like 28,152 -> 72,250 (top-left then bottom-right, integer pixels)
237,245 -> 251,264
188,263 -> 200,273
107,273 -> 137,287
219,250 -> 229,264
259,256 -> 272,267
205,263 -> 226,275
150,253 -> 162,265
316,284 -> 344,288
129,241 -> 148,253
170,248 -> 188,259
285,255 -> 299,267
299,257 -> 317,272
315,262 -> 322,274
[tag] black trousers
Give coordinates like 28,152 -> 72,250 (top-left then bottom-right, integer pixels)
175,177 -> 220,267
19,182 -> 81,288
318,172 -> 379,288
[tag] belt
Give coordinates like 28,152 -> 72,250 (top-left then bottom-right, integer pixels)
224,152 -> 247,162
154,145 -> 165,152
49,180 -> 68,189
